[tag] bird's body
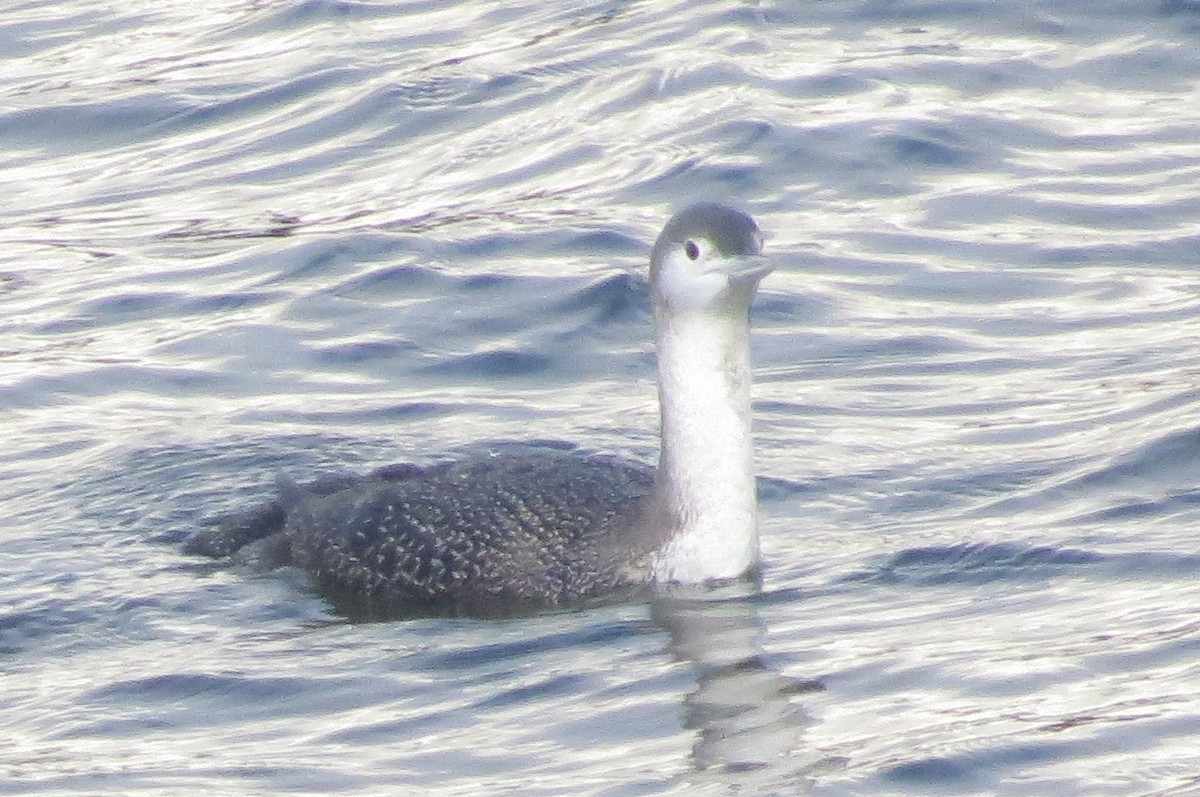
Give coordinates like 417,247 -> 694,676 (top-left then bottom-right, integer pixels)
187,204 -> 772,615
289,446 -> 659,612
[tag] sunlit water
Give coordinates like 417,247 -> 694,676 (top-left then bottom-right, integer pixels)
3,1 -> 1200,794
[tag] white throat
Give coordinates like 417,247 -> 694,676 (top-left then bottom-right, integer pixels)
648,308 -> 759,582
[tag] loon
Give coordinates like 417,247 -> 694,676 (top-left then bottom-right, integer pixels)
186,203 -> 773,614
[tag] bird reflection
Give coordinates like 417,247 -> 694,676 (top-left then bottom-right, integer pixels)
650,585 -> 828,786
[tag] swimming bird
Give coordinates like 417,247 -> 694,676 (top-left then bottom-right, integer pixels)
186,203 -> 773,615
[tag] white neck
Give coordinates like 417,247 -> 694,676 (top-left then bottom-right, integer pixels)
648,307 -> 759,582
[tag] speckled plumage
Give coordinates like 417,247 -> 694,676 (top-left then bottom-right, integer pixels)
188,446 -> 659,613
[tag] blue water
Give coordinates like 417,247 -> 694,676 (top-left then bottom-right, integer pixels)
3,0 -> 1200,793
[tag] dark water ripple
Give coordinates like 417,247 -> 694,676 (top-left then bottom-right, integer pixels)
3,0 -> 1200,794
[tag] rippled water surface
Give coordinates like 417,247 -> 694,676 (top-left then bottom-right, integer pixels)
4,1 -> 1200,794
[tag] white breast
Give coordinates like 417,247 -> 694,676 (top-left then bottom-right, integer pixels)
649,310 -> 759,582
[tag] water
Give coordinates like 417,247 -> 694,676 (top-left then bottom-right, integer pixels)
3,0 -> 1200,793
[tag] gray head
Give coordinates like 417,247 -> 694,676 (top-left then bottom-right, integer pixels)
649,203 -> 771,314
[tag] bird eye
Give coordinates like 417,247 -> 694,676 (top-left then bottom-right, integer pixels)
684,240 -> 700,260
